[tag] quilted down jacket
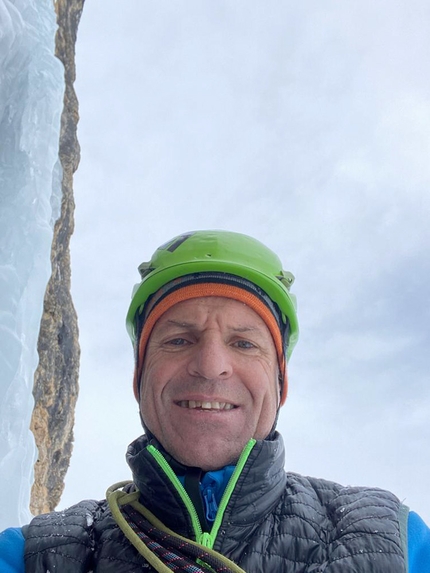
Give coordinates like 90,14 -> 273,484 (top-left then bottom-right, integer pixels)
23,433 -> 407,572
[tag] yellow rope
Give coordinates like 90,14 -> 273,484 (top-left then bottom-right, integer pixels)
107,485 -> 173,573
106,481 -> 247,573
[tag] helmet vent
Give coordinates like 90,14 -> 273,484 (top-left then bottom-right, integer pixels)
138,262 -> 153,279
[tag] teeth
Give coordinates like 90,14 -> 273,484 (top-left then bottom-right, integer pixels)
178,400 -> 234,410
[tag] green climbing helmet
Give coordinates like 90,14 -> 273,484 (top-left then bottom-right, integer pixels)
126,230 -> 299,359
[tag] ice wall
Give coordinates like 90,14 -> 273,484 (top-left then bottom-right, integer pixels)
0,0 -> 64,529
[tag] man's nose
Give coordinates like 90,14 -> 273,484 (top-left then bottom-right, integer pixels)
187,336 -> 233,380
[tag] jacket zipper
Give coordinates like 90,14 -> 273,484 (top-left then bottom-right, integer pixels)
147,445 -> 203,542
147,439 -> 256,549
208,439 -> 256,543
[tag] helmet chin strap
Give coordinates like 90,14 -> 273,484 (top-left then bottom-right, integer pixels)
266,371 -> 283,440
139,410 -> 152,440
266,409 -> 281,441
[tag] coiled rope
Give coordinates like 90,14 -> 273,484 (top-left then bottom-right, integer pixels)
107,481 -> 247,573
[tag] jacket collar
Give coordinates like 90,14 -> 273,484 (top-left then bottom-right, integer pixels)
126,432 -> 287,535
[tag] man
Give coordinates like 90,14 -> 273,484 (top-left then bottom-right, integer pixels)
1,230 -> 429,572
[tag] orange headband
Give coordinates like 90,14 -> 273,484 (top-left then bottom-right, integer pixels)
133,283 -> 288,404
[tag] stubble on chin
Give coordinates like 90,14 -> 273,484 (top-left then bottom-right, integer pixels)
163,433 -> 246,471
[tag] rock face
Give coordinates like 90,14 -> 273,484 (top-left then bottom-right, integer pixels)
30,0 -> 84,515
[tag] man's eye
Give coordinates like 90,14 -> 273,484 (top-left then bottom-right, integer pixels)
166,338 -> 189,346
234,340 -> 255,349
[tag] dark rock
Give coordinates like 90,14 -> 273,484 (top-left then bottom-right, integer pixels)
30,0 -> 85,515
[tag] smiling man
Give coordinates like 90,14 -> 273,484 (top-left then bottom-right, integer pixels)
1,230 -> 429,572
139,296 -> 280,470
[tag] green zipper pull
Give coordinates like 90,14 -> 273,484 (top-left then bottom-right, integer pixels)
199,532 -> 212,548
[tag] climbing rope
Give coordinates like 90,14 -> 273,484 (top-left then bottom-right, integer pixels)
107,482 -> 247,573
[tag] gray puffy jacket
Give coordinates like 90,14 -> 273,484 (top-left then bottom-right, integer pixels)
24,433 -> 408,572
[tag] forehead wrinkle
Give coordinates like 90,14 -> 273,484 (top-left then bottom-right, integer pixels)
160,319 -> 265,335
230,326 -> 260,333
157,319 -> 197,331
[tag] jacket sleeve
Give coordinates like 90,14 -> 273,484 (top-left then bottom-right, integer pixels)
408,511 -> 430,572
0,528 -> 25,573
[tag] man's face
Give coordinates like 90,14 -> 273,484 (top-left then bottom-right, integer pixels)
139,296 -> 280,470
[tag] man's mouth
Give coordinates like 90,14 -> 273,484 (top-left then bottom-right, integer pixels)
177,400 -> 236,411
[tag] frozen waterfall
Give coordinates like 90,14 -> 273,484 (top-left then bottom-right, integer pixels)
0,0 -> 64,529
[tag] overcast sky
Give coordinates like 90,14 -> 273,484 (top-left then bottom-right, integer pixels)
61,0 -> 430,523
